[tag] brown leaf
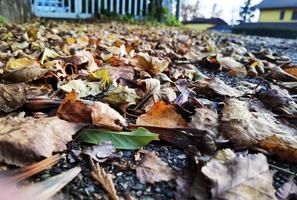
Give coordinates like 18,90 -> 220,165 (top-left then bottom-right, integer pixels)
136,78 -> 177,111
267,66 -> 297,82
136,152 -> 175,184
217,56 -> 247,77
189,107 -> 219,135
0,83 -> 28,112
57,91 -> 92,123
194,77 -> 243,98
0,116 -> 83,166
136,101 -> 187,128
2,66 -> 48,83
0,83 -> 54,113
221,98 -> 297,161
58,91 -> 127,131
90,159 -> 119,200
202,149 -> 276,200
133,53 -> 170,75
62,50 -> 98,72
258,84 -> 297,115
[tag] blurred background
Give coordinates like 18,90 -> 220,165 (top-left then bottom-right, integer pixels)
0,0 -> 297,38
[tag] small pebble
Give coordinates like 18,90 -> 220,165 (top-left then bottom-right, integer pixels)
116,172 -> 123,176
136,191 -> 142,197
154,187 -> 161,193
177,154 -> 187,159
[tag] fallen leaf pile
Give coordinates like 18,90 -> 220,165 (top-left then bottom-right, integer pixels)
0,20 -> 297,199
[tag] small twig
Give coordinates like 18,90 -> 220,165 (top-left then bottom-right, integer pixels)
249,78 -> 264,100
132,93 -> 152,110
269,164 -> 296,176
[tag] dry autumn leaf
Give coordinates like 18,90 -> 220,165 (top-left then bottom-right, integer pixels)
217,56 -> 247,77
136,151 -> 175,184
133,53 -> 170,75
202,149 -> 276,200
58,91 -> 127,131
221,98 -> 297,161
136,101 -> 187,128
0,116 -> 83,166
194,77 -> 244,97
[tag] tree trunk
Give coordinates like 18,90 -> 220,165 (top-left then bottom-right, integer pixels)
0,0 -> 31,22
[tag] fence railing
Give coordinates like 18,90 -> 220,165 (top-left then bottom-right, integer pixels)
31,0 -> 168,19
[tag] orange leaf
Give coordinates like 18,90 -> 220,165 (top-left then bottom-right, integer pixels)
284,68 -> 297,78
136,101 -> 187,128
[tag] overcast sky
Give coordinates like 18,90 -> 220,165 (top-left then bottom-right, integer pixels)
184,0 -> 263,24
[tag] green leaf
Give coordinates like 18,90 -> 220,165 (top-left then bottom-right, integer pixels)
1,32 -> 13,41
78,127 -> 159,150
91,69 -> 112,90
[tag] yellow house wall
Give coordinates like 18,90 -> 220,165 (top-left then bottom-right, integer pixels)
259,9 -> 297,22
184,24 -> 215,30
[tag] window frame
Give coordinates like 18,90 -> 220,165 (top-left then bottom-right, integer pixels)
292,10 -> 297,20
280,10 -> 285,20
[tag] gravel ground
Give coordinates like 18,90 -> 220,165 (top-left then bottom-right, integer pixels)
28,33 -> 297,200
243,35 -> 297,63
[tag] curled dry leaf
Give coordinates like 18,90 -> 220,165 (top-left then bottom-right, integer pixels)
136,152 -> 175,184
90,159 -> 119,200
0,116 -> 83,166
194,77 -> 243,98
136,101 -> 187,128
83,141 -> 120,163
58,91 -> 127,131
62,50 -> 98,72
221,98 -> 297,161
217,56 -> 247,77
133,53 -> 170,75
267,66 -> 297,82
258,84 -> 297,115
202,149 -> 276,200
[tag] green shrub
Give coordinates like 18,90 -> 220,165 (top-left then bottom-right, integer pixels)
0,15 -> 8,24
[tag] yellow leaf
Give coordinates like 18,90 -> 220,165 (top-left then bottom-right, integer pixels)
66,37 -> 76,45
77,35 -> 89,46
91,69 -> 112,90
5,58 -> 39,71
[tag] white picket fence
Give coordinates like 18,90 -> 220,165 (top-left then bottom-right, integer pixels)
31,0 -> 169,19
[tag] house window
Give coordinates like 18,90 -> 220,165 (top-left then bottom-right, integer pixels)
280,10 -> 285,20
292,10 -> 297,20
